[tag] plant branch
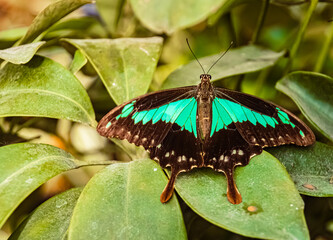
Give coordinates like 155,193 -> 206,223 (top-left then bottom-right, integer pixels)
252,0 -> 270,44
284,0 -> 319,74
314,21 -> 333,72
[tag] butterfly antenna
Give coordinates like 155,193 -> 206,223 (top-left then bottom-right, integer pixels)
186,38 -> 206,74
206,41 -> 234,74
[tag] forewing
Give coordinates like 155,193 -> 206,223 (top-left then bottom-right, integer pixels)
213,87 -> 315,147
97,86 -> 198,149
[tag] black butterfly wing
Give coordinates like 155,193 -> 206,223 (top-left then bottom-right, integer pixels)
204,125 -> 262,204
98,86 -> 195,148
213,87 -> 315,147
203,87 -> 315,204
97,86 -> 203,202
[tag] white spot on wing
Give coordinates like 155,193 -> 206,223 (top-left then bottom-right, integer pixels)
238,149 -> 244,156
165,152 -> 170,157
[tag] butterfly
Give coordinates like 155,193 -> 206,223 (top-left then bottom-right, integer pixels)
97,43 -> 315,205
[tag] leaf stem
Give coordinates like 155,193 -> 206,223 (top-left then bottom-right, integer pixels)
314,21 -> 333,72
284,0 -> 318,74
254,67 -> 271,95
251,0 -> 270,44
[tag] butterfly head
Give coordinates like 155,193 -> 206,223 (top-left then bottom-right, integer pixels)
200,74 -> 212,82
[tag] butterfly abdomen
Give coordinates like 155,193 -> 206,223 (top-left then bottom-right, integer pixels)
197,81 -> 214,141
197,99 -> 212,141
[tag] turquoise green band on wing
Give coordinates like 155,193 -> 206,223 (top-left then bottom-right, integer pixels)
116,98 -> 198,137
210,98 -> 297,137
116,100 -> 136,120
299,130 -> 305,137
115,98 -> 300,139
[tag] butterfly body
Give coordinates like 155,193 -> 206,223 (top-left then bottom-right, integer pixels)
97,74 -> 315,204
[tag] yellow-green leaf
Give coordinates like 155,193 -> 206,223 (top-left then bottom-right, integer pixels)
62,37 -> 163,104
68,159 -> 187,240
0,55 -> 96,126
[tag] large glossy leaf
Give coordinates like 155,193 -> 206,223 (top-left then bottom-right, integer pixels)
174,151 -> 309,239
62,37 -> 163,104
18,0 -> 93,45
9,188 -> 82,240
163,46 -> 285,89
0,143 -> 86,228
276,71 -> 333,141
267,142 -> 333,197
0,42 -> 45,64
129,0 -> 227,34
0,55 -> 96,126
68,159 -> 187,240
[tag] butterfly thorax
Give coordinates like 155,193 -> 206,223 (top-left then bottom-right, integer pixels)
197,74 -> 214,141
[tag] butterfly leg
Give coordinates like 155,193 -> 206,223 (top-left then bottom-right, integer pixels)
160,168 -> 179,203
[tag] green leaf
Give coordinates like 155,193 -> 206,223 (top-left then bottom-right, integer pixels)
62,37 -> 163,104
9,188 -> 82,240
163,46 -> 285,89
0,143 -> 85,228
0,42 -> 45,64
276,71 -> 333,141
129,0 -> 228,34
267,142 -> 333,197
44,17 -> 107,40
0,55 -> 96,126
96,0 -> 125,34
68,159 -> 187,240
69,49 -> 87,74
18,0 -> 93,45
174,151 -> 309,239
0,28 -> 27,49
207,0 -> 249,26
